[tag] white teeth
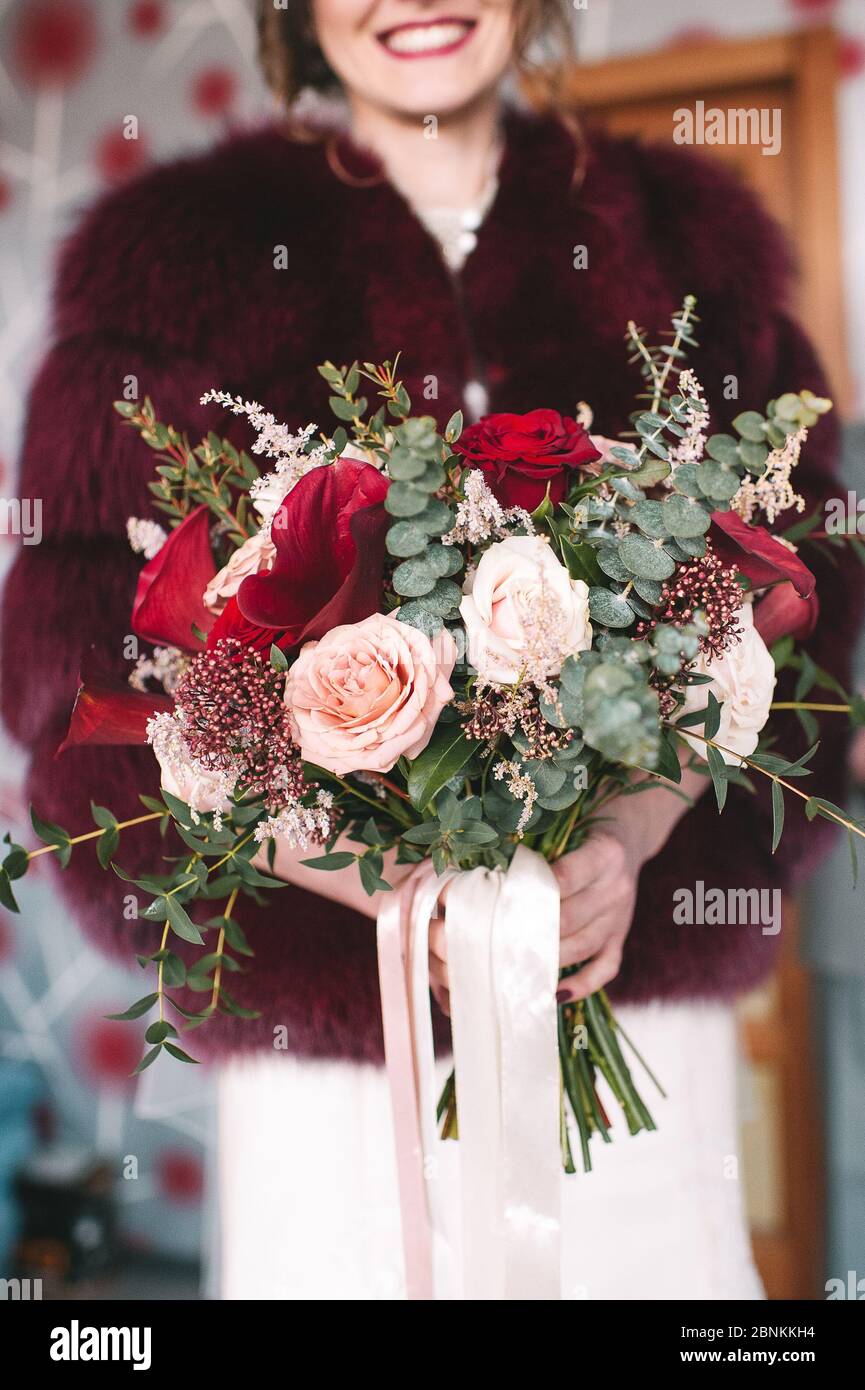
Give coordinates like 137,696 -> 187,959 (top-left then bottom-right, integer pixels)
383,22 -> 470,55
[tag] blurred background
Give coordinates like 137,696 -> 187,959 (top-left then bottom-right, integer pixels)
0,0 -> 862,1301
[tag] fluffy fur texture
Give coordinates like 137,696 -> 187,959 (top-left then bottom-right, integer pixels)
2,111 -> 860,1061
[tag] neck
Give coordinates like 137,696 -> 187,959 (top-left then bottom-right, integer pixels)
347,89 -> 503,210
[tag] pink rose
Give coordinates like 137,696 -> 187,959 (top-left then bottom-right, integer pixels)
203,530 -> 276,616
285,612 -> 456,775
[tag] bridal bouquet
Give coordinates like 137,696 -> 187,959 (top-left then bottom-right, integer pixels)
3,296 -> 863,1173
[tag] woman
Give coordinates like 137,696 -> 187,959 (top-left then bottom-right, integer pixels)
2,0 -> 857,1298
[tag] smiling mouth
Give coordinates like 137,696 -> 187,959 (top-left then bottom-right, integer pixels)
377,18 -> 476,59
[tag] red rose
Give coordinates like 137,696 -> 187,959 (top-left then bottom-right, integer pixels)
453,409 -> 601,510
710,510 -> 816,597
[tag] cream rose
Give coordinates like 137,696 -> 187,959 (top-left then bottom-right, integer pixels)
460,535 -> 592,685
676,603 -> 776,766
284,612 -> 456,776
148,712 -> 234,815
203,530 -> 276,616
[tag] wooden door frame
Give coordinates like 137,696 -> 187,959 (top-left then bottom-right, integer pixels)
527,25 -> 850,1299
525,26 -> 850,413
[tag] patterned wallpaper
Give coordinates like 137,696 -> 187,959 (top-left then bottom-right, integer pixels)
0,0 -> 274,1268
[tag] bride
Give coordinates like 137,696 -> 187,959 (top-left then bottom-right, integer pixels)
4,0 -> 851,1298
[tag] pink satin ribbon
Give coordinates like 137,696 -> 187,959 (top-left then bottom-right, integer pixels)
376,871 -> 434,1300
377,849 -> 562,1301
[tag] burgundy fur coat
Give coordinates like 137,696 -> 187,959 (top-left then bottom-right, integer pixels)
2,110 -> 858,1062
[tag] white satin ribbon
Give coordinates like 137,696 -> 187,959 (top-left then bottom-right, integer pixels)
493,846 -> 562,1299
378,846 -> 562,1301
444,866 -> 505,1299
408,864 -> 457,1293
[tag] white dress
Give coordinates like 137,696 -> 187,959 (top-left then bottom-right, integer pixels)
218,998 -> 764,1300
216,196 -> 763,1303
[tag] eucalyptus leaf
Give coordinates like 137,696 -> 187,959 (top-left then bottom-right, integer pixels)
588,588 -> 635,629
619,534 -> 676,581
386,521 -> 429,557
705,434 -> 741,466
732,411 -> 767,443
661,494 -> 711,538
631,499 -> 668,539
392,557 -> 437,598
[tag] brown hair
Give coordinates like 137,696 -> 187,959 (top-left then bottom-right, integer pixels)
256,1 -> 574,107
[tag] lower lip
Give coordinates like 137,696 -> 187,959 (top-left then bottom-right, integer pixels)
378,24 -> 475,61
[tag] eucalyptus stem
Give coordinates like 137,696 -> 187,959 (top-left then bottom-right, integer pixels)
666,723 -> 865,841
771,701 -> 851,713
156,921 -> 171,1023
27,810 -> 162,860
208,886 -> 239,1015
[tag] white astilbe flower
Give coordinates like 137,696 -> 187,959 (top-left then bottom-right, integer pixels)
201,389 -> 331,533
667,369 -> 709,476
575,400 -> 594,430
129,646 -> 188,695
493,759 -> 538,837
253,790 -> 335,850
442,470 -> 535,546
518,586 -> 574,693
732,427 -> 807,524
127,516 -> 167,559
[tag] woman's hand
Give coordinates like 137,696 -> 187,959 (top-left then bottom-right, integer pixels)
252,835 -> 414,920
552,829 -> 637,1000
429,754 -> 710,1015
427,828 -> 635,1014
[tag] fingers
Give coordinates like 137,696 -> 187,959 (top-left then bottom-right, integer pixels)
430,981 -> 451,1017
559,915 -> 625,969
552,832 -> 627,899
560,940 -> 624,1000
429,949 -> 449,996
429,917 -> 446,965
559,875 -> 633,939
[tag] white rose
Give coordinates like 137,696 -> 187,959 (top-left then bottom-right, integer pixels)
159,757 -> 232,816
250,473 -> 292,528
676,603 -> 776,766
148,712 -> 234,815
460,535 -> 593,685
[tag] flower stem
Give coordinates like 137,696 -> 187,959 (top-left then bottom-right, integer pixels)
27,811 -> 162,860
770,701 -> 850,713
665,722 -> 865,840
209,886 -> 239,1015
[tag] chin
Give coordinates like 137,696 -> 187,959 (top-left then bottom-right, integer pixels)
377,75 -> 498,121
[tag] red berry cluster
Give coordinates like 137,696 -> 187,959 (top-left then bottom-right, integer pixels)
638,542 -> 744,662
174,638 -> 305,810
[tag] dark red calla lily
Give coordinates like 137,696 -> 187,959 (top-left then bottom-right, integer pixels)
710,510 -> 816,598
132,505 -> 216,650
58,656 -> 174,752
235,459 -> 389,644
753,582 -> 819,648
